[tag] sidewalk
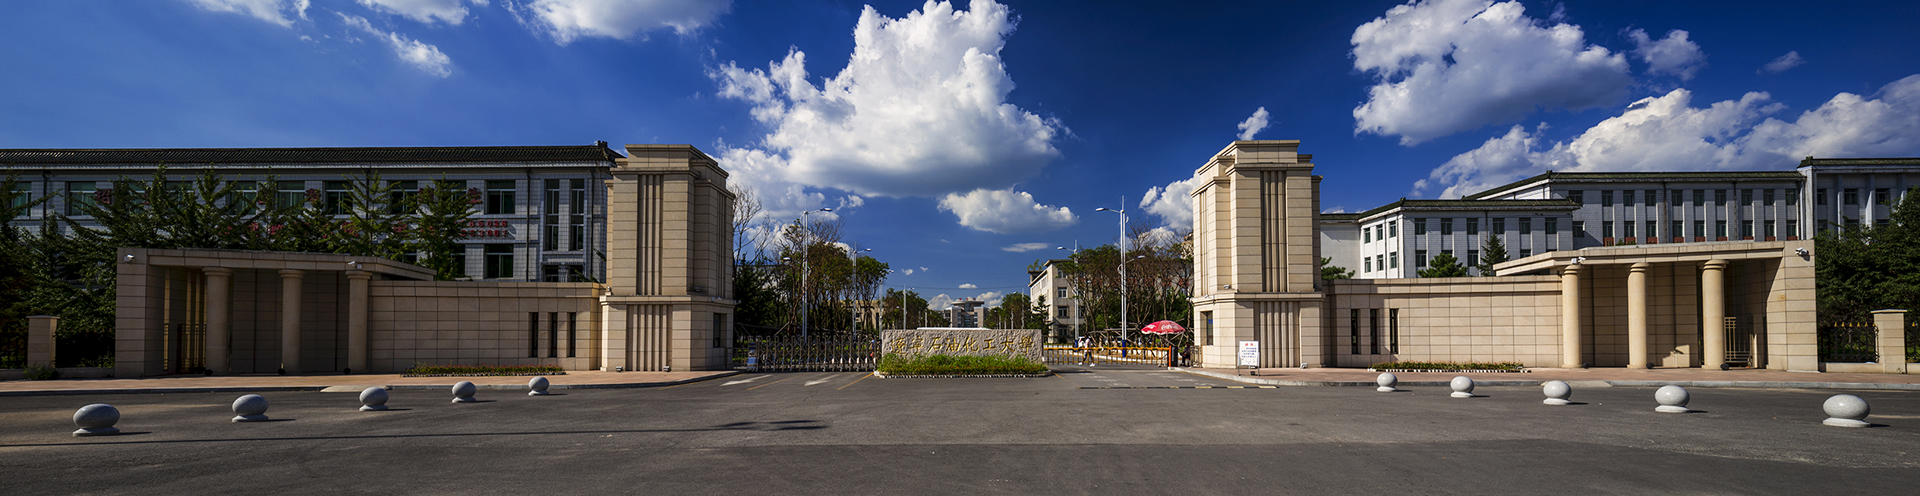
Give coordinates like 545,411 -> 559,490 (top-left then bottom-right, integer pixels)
1176,366 -> 1920,391
0,370 -> 741,397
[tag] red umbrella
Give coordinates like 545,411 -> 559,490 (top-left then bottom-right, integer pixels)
1139,320 -> 1186,335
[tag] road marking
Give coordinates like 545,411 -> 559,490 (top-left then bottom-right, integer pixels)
746,376 -> 795,390
805,374 -> 842,386
723,375 -> 772,386
1078,385 -> 1278,389
836,372 -> 874,390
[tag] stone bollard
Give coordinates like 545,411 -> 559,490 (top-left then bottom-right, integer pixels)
1449,376 -> 1476,398
451,381 -> 478,403
231,394 -> 270,422
1376,372 -> 1399,392
1542,380 -> 1572,405
1655,385 -> 1691,413
72,404 -> 121,437
359,387 -> 390,411
528,376 -> 551,396
1822,394 -> 1871,428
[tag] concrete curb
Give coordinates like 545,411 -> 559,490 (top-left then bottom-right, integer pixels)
0,371 -> 742,397
1172,368 -> 1920,391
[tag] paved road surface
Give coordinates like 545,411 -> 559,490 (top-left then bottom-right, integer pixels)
2,369 -> 1916,495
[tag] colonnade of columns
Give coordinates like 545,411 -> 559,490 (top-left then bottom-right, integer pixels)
1559,259 -> 1731,370
199,267 -> 371,374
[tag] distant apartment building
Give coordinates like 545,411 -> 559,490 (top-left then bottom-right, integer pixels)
1025,259 -> 1084,337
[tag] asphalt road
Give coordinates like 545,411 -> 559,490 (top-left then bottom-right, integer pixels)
2,368 -> 1917,495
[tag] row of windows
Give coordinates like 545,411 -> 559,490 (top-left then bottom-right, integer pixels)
1363,220 -> 1397,243
1411,249 -> 1537,268
5,179 -> 590,218
1816,187 -> 1907,206
1571,220 -> 1800,239
1569,188 -> 1798,207
1349,308 -> 1398,355
1410,217 -> 1556,236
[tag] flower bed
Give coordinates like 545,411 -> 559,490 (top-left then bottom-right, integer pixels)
1366,361 -> 1526,373
402,364 -> 567,377
875,354 -> 1049,376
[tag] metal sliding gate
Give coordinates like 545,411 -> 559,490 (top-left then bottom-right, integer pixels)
733,334 -> 879,372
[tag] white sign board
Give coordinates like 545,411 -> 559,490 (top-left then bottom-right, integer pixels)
1238,341 -> 1259,367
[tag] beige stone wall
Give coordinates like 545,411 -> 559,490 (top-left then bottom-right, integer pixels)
1190,141 -> 1327,369
881,329 -> 1043,362
366,281 -> 601,373
1328,276 -> 1563,367
1576,264 -> 1700,368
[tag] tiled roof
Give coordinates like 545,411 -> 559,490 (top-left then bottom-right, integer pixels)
1798,157 -> 1920,167
1462,170 -> 1804,200
0,144 -> 624,166
1351,199 -> 1580,220
1320,213 -> 1363,221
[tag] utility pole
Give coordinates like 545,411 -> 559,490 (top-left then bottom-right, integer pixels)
798,207 -> 831,338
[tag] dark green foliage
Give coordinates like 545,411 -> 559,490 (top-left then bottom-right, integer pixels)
1368,361 -> 1524,371
876,353 -> 1049,375
1478,234 -> 1509,276
1817,188 -> 1920,324
1320,256 -> 1353,281
1418,253 -> 1470,278
402,363 -> 565,376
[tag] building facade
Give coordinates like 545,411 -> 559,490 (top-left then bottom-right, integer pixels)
2,144 -> 619,283
1026,259 -> 1084,338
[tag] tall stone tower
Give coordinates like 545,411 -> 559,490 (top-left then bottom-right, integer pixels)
1189,141 -> 1326,368
601,145 -> 737,371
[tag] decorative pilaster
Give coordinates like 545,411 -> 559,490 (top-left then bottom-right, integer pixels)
1701,260 -> 1728,369
1628,263 -> 1650,369
203,267 -> 232,374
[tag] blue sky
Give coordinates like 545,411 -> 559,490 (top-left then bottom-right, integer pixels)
3,0 -> 1918,309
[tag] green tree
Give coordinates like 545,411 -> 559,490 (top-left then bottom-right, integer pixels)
1816,188 -> 1920,324
1478,234 -> 1509,276
1319,257 -> 1353,281
412,179 -> 476,280
1418,252 -> 1470,278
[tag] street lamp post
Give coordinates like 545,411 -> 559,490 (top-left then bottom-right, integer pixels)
798,207 -> 832,338
850,247 -> 872,331
1118,254 -> 1145,347
1095,199 -> 1132,345
1057,245 -> 1083,342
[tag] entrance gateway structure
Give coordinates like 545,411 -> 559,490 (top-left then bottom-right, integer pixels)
113,145 -> 736,376
1189,140 -> 1820,372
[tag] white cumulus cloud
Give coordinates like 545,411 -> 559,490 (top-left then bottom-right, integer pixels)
185,0 -> 310,27
1351,0 -> 1633,145
1761,51 -> 1805,74
938,188 -> 1077,234
358,0 -> 485,25
1414,74 -> 1920,198
514,0 -> 731,44
1001,242 -> 1049,252
1236,107 -> 1270,140
958,283 -> 977,289
341,13 -> 454,77
711,0 -> 1064,207
1140,174 -> 1204,234
1628,28 -> 1706,80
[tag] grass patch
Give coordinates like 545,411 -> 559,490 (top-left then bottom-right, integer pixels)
1368,361 -> 1524,371
403,363 -> 566,376
877,354 -> 1048,376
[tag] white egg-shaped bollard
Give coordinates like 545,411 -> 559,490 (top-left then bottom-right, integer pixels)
1655,385 -> 1691,413
1376,372 -> 1399,392
451,381 -> 478,403
231,394 -> 270,422
1822,394 -> 1870,428
528,376 -> 551,396
1542,380 -> 1572,405
72,404 -> 121,437
359,387 -> 390,411
1449,376 -> 1476,398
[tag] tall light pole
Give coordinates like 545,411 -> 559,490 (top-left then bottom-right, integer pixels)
798,207 -> 832,338
1057,245 -> 1083,342
1095,199 -> 1130,344
850,247 -> 872,331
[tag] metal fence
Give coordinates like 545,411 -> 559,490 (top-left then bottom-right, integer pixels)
1909,317 -> 1919,364
1818,322 -> 1878,363
1041,346 -> 1177,366
0,324 -> 23,369
733,334 -> 879,372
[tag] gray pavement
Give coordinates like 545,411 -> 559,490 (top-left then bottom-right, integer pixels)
1,369 -> 1917,494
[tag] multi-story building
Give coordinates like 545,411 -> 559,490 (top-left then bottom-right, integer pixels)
943,299 -> 985,328
1323,199 -> 1578,278
1025,259 -> 1084,338
1,144 -> 620,282
1800,157 -> 1920,231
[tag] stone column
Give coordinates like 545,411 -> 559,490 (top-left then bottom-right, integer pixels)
346,270 -> 371,374
1560,265 -> 1584,369
26,315 -> 57,368
1628,263 -> 1651,369
279,269 -> 305,374
1872,309 -> 1908,374
203,267 -> 233,374
1701,260 -> 1728,369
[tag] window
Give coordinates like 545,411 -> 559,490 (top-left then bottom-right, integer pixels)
1519,249 -> 1532,258
1786,220 -> 1798,237
711,313 -> 726,350
1741,221 -> 1754,239
1876,188 -> 1890,205
1439,218 -> 1453,235
387,180 -> 417,215
549,312 -> 560,358
1056,306 -> 1068,318
1688,189 -> 1701,205
1844,188 -> 1859,205
1672,221 -> 1683,239
484,243 -> 514,279
1716,220 -> 1728,238
1877,218 -> 1890,229
544,179 -> 563,251
1057,287 -> 1067,298
568,312 -> 578,357
9,182 -> 30,210
1568,190 -> 1583,204
1695,220 -> 1706,238
1602,221 -> 1614,238
1545,218 -> 1558,235
277,181 -> 307,209
1466,218 -> 1479,235
528,312 -> 540,358
1468,250 -> 1479,268
66,182 -> 96,215
1739,189 -> 1752,206
485,180 -> 516,215
1645,221 -> 1656,239
1786,189 -> 1799,205
1624,221 -> 1635,238
1817,189 -> 1827,206
1649,190 -> 1660,206
1349,309 -> 1361,355
1764,189 -> 1776,206
569,179 -> 587,251
1441,249 -> 1453,257
1413,218 -> 1427,235
542,265 -> 562,282
1388,220 -> 1397,237
1365,257 -> 1373,272
1492,218 -> 1506,233
1764,220 -> 1776,238
451,250 -> 467,278
324,181 -> 350,215
1623,190 -> 1635,206
1519,218 -> 1532,235
1845,217 -> 1860,229
1369,309 -> 1380,355
1363,226 -> 1371,243
1572,221 -> 1585,237
1389,252 -> 1398,269
1389,309 -> 1400,354
1377,254 -> 1385,271
1601,190 -> 1614,207
1415,250 -> 1428,268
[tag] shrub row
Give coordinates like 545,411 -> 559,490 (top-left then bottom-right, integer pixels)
876,354 -> 1048,376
